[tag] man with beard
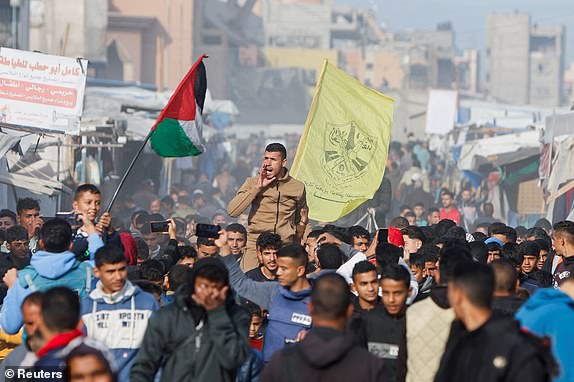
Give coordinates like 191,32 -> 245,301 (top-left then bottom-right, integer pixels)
228,143 -> 308,271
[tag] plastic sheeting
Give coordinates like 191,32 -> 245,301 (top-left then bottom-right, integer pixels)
457,130 -> 540,171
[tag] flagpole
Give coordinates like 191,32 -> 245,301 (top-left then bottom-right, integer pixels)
105,130 -> 152,213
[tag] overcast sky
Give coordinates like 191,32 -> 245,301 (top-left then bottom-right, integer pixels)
338,0 -> 573,64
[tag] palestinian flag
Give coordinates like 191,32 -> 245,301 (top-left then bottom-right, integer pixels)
150,55 -> 208,157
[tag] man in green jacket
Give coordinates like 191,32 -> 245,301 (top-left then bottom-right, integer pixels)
130,257 -> 250,382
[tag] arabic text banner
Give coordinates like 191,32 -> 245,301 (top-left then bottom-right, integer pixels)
0,47 -> 88,134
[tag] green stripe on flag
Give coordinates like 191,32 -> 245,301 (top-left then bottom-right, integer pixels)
150,118 -> 202,157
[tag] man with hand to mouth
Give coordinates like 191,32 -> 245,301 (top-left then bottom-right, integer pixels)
228,143 -> 308,271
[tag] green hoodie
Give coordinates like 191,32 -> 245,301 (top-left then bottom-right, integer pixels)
130,284 -> 250,382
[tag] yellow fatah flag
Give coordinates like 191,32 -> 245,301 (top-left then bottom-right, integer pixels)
291,60 -> 394,222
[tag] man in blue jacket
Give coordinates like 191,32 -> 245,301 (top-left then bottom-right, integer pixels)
81,244 -> 159,382
516,273 -> 574,382
0,218 -> 102,334
218,231 -> 312,362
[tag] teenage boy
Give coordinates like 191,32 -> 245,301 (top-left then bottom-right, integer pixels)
347,226 -> 370,253
81,244 -> 159,382
219,231 -> 312,363
0,225 -> 31,301
16,198 -> 42,252
70,184 -> 113,260
350,262 -> 410,382
246,233 -> 282,282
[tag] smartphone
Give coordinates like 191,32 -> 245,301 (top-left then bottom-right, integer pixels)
150,220 -> 170,233
56,212 -> 81,226
40,216 -> 55,223
377,229 -> 389,246
196,223 -> 221,239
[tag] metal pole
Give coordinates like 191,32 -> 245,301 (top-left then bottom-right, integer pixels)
80,135 -> 87,184
11,3 -> 17,48
104,130 -> 152,213
56,139 -> 61,211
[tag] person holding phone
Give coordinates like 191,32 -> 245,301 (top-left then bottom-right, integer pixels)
67,184 -> 112,261
228,143 -> 309,272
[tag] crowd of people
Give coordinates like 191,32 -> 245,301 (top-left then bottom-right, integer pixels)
0,140 -> 572,382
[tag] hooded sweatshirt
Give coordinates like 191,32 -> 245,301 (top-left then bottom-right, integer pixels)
220,255 -> 312,362
261,327 -> 385,382
0,249 -> 94,334
81,280 -> 159,382
516,288 -> 574,382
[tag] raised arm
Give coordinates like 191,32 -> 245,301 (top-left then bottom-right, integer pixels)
227,178 -> 259,218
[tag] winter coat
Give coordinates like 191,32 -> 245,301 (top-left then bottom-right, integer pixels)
516,287 -> 574,382
81,280 -> 159,382
434,317 -> 554,382
130,284 -> 250,382
261,327 -> 385,382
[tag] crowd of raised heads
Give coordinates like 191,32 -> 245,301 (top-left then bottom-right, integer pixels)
0,139 -> 571,382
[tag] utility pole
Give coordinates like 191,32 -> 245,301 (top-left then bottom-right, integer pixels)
10,0 -> 20,48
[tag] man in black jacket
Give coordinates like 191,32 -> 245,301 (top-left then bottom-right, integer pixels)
130,257 -> 250,382
350,261 -> 409,382
262,273 -> 385,382
435,261 -> 554,382
490,259 -> 524,318
0,225 -> 31,301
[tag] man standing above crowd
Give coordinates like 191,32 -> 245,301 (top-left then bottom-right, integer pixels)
228,143 -> 308,271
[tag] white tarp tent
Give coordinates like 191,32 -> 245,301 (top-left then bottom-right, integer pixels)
457,130 -> 540,171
